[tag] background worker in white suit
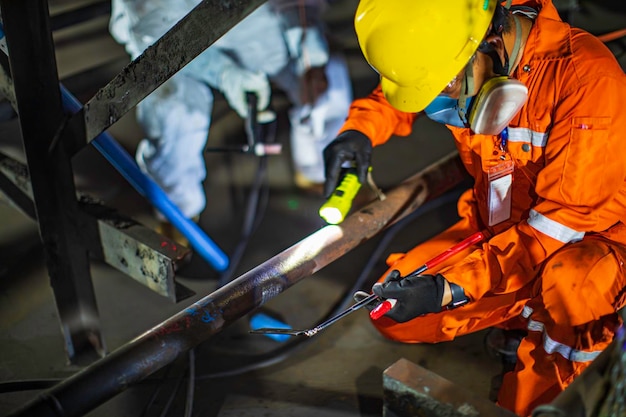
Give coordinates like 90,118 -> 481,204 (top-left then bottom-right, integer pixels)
109,0 -> 353,239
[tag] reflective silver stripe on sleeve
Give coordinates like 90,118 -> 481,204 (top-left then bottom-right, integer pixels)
507,127 -> 548,147
528,209 -> 585,243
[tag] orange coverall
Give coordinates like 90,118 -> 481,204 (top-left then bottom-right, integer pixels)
340,0 -> 626,415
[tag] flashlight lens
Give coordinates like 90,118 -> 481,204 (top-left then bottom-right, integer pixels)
319,206 -> 344,225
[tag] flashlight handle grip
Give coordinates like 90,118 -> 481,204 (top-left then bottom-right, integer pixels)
319,171 -> 362,224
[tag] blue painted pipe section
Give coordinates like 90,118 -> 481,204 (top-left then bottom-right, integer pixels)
249,313 -> 292,343
60,85 -> 229,271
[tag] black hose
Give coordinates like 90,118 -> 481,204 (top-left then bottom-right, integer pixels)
218,116 -> 276,287
183,349 -> 195,417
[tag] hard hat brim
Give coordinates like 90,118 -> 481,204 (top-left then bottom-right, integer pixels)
380,76 -> 438,113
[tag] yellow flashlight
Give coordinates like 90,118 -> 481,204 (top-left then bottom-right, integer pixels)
319,170 -> 362,225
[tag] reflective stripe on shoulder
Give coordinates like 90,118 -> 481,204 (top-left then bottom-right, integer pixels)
507,127 -> 548,147
521,306 -> 602,363
528,209 -> 585,243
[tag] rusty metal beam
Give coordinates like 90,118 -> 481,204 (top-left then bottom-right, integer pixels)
383,358 -> 517,417
7,151 -> 470,417
1,0 -> 106,365
0,153 -> 35,218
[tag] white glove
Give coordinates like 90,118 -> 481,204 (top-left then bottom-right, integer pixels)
220,66 -> 271,118
284,26 -> 329,75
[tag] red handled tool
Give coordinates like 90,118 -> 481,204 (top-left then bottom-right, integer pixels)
369,230 -> 484,320
250,231 -> 484,337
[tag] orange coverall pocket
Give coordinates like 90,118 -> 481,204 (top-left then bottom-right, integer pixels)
561,117 -> 610,205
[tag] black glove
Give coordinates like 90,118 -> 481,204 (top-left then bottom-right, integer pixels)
322,130 -> 373,199
371,270 -> 446,323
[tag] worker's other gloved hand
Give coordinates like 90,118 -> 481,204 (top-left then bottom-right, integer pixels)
284,26 -> 329,76
220,66 -> 271,118
371,270 -> 446,323
322,130 -> 372,199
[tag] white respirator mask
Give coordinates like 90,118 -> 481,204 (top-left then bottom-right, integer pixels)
424,12 -> 528,135
424,76 -> 527,135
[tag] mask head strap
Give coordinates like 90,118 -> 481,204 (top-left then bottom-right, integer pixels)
457,62 -> 474,125
451,1 -> 522,127
507,14 -> 523,75
477,2 -> 511,75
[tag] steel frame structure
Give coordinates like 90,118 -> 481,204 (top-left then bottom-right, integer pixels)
0,0 -> 265,365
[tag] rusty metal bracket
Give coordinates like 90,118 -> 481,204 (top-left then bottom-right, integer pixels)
0,151 -> 193,302
79,197 -> 195,303
383,358 -> 517,417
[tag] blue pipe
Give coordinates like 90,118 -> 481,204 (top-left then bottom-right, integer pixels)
60,85 -> 229,271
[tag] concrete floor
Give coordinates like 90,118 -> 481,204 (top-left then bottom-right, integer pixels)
1,1 -> 625,416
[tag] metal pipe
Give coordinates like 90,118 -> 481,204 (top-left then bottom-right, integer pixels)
7,151 -> 469,417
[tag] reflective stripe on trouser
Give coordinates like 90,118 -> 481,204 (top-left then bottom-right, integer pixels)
497,237 -> 625,417
370,215 -> 626,417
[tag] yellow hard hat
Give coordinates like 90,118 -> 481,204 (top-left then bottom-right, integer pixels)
355,0 -> 497,113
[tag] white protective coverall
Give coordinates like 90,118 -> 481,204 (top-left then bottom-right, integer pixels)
109,0 -> 352,218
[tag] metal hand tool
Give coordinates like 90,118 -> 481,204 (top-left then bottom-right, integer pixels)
369,230 -> 484,319
249,293 -> 381,337
250,230 -> 485,337
205,92 -> 282,156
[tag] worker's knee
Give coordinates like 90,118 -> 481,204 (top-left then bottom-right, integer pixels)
539,239 -> 622,325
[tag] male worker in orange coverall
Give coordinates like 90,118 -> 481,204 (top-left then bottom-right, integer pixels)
322,0 -> 626,415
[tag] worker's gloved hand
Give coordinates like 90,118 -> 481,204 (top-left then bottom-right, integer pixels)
220,66 -> 271,118
284,26 -> 330,76
323,130 -> 373,199
371,270 -> 446,323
